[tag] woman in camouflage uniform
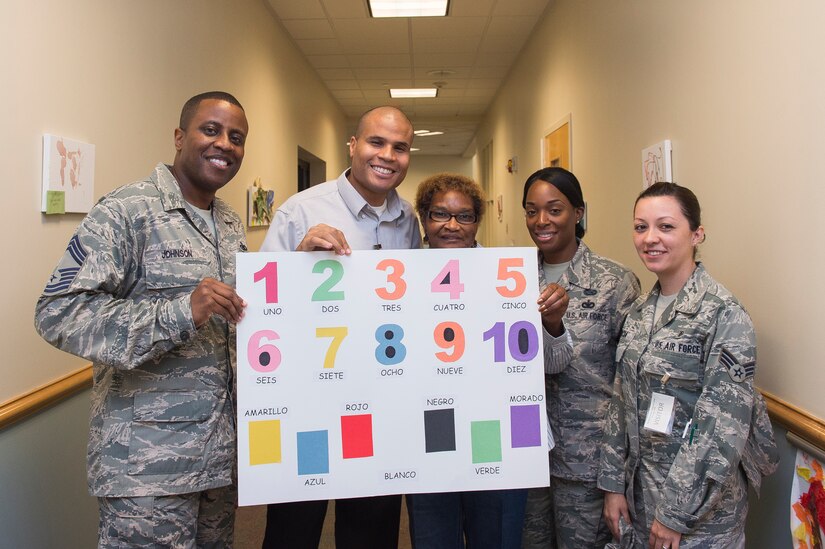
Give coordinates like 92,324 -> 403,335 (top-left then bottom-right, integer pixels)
520,167 -> 640,549
599,182 -> 776,549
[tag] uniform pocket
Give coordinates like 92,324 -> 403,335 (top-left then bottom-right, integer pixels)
128,391 -> 216,475
641,362 -> 701,463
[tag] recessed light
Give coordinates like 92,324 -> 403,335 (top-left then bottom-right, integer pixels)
389,88 -> 438,98
368,0 -> 449,18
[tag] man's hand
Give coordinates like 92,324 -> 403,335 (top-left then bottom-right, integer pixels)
191,277 -> 246,327
538,282 -> 569,336
603,491 -> 631,540
296,224 -> 352,255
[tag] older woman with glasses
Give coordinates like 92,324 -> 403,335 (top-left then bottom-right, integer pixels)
406,173 -> 571,549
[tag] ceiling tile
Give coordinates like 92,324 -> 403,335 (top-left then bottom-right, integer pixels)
473,51 -> 517,67
321,0 -> 370,19
325,80 -> 361,90
347,53 -> 411,68
354,67 -> 414,79
411,16 -> 487,40
266,0 -> 326,20
306,54 -> 350,68
281,19 -> 336,40
334,20 -> 410,54
449,0 -> 496,17
413,66 -> 473,79
486,15 -> 540,37
332,90 -> 366,99
491,0 -> 551,17
316,67 -> 357,79
358,79 -> 412,90
470,65 -> 509,78
296,38 -> 344,56
413,52 -> 476,66
413,36 -> 479,54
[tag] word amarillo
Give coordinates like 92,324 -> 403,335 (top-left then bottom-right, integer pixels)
243,407 -> 287,417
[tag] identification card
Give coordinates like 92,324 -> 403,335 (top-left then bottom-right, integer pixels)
643,392 -> 675,434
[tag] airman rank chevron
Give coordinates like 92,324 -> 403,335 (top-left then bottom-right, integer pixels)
43,235 -> 87,296
720,347 -> 755,383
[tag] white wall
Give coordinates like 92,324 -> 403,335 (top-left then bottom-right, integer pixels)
396,154 -> 474,207
2,0 -> 349,402
474,0 -> 825,419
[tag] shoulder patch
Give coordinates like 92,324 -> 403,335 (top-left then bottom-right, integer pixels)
43,235 -> 87,295
720,347 -> 755,383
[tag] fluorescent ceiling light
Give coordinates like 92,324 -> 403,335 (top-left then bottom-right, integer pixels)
390,88 -> 438,98
410,148 -> 420,152
369,0 -> 449,18
416,131 -> 444,137
414,129 -> 431,135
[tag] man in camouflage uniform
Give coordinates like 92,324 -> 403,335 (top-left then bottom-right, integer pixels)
522,243 -> 639,549
598,263 -> 777,548
34,91 -> 249,548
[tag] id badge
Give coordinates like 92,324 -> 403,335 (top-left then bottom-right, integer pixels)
643,392 -> 676,434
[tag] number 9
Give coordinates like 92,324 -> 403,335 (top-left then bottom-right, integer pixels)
434,321 -> 465,363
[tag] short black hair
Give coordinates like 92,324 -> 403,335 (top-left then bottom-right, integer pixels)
179,91 -> 244,130
522,167 -> 586,238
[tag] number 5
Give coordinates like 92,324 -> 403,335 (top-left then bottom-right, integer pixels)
496,258 -> 527,298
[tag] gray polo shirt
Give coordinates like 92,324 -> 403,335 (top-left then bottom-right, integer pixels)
261,170 -> 422,252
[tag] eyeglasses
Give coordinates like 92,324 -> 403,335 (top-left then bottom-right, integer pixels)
427,210 -> 478,225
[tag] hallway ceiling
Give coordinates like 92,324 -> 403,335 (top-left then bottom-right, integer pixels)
264,0 -> 552,155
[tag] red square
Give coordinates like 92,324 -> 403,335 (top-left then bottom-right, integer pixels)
341,414 -> 374,459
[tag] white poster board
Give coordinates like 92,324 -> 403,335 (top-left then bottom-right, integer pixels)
236,248 -> 550,506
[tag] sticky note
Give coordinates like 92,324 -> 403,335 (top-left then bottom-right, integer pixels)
46,190 -> 65,214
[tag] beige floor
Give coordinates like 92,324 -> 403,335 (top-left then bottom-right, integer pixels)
234,499 -> 412,549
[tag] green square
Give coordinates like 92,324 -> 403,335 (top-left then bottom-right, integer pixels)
471,420 -> 502,463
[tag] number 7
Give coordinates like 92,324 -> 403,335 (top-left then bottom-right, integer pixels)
316,327 -> 348,369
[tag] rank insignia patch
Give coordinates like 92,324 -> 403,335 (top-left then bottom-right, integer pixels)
43,235 -> 87,295
720,347 -> 755,383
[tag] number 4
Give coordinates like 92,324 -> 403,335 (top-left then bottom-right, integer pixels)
431,259 -> 464,299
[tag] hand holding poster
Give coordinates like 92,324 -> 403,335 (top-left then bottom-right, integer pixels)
235,247 -> 550,506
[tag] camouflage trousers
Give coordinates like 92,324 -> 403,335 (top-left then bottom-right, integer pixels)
606,517 -> 745,549
621,462 -> 747,549
97,485 -> 236,548
522,477 -> 611,549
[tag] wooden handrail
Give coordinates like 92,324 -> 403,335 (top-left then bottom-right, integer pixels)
762,390 -> 825,450
1,368 -> 823,455
0,365 -> 92,430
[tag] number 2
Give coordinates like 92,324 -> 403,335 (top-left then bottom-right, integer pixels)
311,259 -> 345,301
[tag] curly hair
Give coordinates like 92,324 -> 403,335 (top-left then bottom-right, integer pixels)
414,173 -> 486,221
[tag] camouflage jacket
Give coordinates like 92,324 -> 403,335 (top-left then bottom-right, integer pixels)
598,263 -> 771,533
34,163 -> 246,497
540,242 -> 640,482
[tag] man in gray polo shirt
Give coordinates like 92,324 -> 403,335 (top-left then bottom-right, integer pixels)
260,106 -> 420,549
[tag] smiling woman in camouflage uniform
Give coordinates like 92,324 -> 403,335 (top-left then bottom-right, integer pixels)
598,182 -> 777,549
520,167 -> 640,549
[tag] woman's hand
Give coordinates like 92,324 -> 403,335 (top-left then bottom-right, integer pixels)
603,491 -> 631,540
648,519 -> 681,549
538,282 -> 569,336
